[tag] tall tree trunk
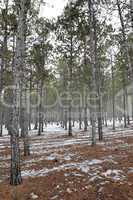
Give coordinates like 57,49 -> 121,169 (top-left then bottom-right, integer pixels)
68,103 -> 72,136
97,98 -> 103,140
34,84 -> 39,130
0,0 -> 9,137
19,0 -> 30,155
83,40 -> 88,132
132,95 -> 133,120
38,81 -> 43,135
28,71 -> 32,130
84,93 -> 88,132
79,106 -> 82,130
0,112 -> 4,137
111,54 -> 115,130
64,110 -> 67,130
97,68 -> 103,140
105,111 -> 108,127
117,0 -> 131,127
126,88 -> 130,125
10,132 -> 22,185
68,18 -> 73,137
123,89 -> 127,128
117,0 -> 132,76
130,0 -> 133,29
20,83 -> 24,138
88,0 -> 97,146
21,89 -> 30,156
10,0 -> 31,185
7,30 -> 16,136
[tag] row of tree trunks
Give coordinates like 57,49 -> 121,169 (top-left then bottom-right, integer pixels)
116,0 -> 132,127
117,0 -> 133,76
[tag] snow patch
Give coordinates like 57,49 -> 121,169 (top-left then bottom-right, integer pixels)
102,169 -> 125,181
22,159 -> 103,178
30,193 -> 38,199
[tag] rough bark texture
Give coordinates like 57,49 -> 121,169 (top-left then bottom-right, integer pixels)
111,54 -> 115,131
38,81 -> 43,136
88,0 -> 97,146
10,0 -> 31,185
130,0 -> 133,29
84,104 -> 88,131
68,20 -> 73,137
64,110 -> 67,130
117,0 -> 132,76
79,106 -> 82,130
0,0 -> 9,137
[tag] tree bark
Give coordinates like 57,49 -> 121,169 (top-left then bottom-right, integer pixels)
28,71 -> 32,131
38,81 -> 43,135
0,0 -> 9,137
88,0 -> 98,146
111,54 -> 115,130
130,0 -> 133,29
68,19 -> 73,137
84,95 -> 88,132
10,0 -> 31,185
79,106 -> 82,130
117,0 -> 132,76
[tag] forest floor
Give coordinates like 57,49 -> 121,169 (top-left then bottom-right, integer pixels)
0,124 -> 133,200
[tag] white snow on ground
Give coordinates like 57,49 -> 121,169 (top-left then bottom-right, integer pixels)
21,158 -> 103,178
45,153 -> 73,161
1,120 -> 133,137
0,121 -> 133,184
21,157 -> 127,184
30,192 -> 38,199
29,124 -> 67,137
102,169 -> 126,181
30,138 -> 91,152
0,155 -> 10,161
128,167 -> 133,173
0,123 -> 133,163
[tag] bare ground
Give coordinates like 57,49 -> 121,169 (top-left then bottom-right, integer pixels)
0,130 -> 133,200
